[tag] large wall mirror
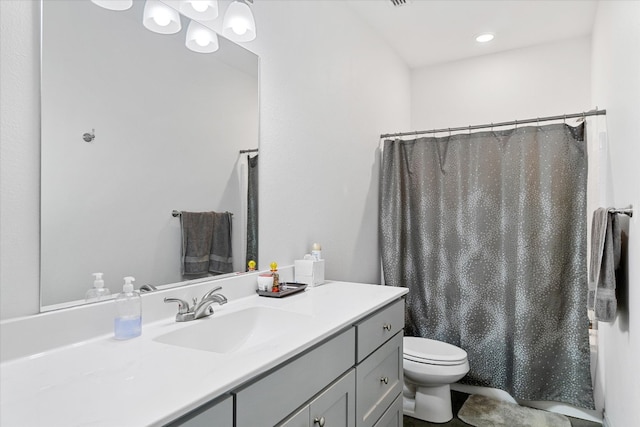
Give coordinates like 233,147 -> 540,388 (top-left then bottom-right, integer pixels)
40,0 -> 259,310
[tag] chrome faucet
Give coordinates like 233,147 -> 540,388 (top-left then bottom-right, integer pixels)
164,286 -> 227,322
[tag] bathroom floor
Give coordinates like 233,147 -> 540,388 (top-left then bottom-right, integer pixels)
402,391 -> 602,427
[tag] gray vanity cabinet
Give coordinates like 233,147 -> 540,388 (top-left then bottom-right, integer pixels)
373,395 -> 403,427
354,299 -> 404,427
280,369 -> 356,427
164,297 -> 405,427
166,394 -> 233,427
235,328 -> 356,427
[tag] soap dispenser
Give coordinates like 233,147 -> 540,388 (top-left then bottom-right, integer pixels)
114,276 -> 141,340
85,272 -> 111,302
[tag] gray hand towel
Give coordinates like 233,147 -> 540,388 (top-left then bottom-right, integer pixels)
209,212 -> 233,275
181,211 -> 215,276
587,208 -> 621,322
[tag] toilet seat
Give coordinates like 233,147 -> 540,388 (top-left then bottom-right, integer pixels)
403,337 -> 468,366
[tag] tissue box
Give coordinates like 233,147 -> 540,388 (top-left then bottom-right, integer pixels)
294,259 -> 325,287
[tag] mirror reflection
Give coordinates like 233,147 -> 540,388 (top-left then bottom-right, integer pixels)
40,0 -> 259,309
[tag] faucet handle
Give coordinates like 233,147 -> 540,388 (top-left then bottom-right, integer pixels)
202,286 -> 223,300
164,297 -> 190,314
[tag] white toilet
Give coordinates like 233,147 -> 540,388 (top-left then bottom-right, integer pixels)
402,336 -> 470,423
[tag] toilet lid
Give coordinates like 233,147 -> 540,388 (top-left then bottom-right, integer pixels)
403,337 -> 468,366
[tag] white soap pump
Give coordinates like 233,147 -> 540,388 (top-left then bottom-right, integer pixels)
114,276 -> 142,340
85,272 -> 111,302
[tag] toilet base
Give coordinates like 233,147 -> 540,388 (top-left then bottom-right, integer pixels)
403,383 -> 453,423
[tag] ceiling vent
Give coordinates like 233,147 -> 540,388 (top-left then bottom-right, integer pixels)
389,0 -> 409,6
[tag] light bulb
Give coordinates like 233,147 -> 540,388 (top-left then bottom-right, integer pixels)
180,0 -> 218,21
191,1 -> 209,12
222,1 -> 256,42
143,0 -> 181,34
231,20 -> 248,36
91,0 -> 133,11
186,20 -> 219,53
153,10 -> 172,27
195,33 -> 210,47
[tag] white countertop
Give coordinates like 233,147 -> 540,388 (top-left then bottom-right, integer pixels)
0,281 -> 407,427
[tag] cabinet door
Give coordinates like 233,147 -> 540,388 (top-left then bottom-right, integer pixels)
280,370 -> 356,427
309,369 -> 356,427
165,394 -> 233,427
280,406 -> 310,427
356,332 -> 403,427
372,394 -> 402,427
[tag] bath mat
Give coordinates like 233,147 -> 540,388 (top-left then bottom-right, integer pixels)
458,394 -> 571,427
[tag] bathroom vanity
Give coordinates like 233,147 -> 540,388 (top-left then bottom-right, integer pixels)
0,277 -> 407,427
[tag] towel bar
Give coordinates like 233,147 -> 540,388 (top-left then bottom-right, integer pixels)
609,207 -> 633,217
172,210 -> 234,217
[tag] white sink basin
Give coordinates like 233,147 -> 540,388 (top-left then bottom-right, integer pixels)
154,307 -> 312,354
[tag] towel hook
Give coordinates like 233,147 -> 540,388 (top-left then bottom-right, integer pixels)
83,129 -> 95,143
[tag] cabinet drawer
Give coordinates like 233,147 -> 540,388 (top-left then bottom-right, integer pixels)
355,332 -> 403,427
372,394 -> 402,427
356,299 -> 404,362
235,327 -> 356,427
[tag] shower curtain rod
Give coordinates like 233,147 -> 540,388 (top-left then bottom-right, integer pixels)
239,148 -> 259,154
380,109 -> 607,139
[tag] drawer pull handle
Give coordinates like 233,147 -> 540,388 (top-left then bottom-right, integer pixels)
383,323 -> 392,331
380,376 -> 389,384
314,416 -> 326,426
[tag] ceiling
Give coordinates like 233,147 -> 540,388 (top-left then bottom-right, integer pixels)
345,0 -> 598,69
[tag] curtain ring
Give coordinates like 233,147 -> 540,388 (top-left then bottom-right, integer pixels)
536,117 -> 540,127
468,125 -> 471,135
563,114 -> 567,124
490,122 -> 494,132
514,119 -> 518,129
448,128 -> 451,137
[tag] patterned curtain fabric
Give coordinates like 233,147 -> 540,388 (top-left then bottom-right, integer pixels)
246,154 -> 259,269
380,123 -> 594,409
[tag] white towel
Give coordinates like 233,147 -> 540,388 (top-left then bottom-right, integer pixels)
587,208 -> 621,322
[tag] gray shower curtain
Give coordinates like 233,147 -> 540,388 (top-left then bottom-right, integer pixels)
380,123 -> 594,409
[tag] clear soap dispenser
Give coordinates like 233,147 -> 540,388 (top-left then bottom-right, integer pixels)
114,276 -> 141,340
85,272 -> 111,302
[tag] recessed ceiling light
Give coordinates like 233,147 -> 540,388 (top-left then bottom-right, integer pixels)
476,33 -> 495,43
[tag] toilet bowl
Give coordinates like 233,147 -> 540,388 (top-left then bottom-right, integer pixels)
403,336 -> 469,423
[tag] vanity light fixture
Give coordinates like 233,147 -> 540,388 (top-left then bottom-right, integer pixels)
185,20 -> 220,53
180,0 -> 219,21
143,0 -> 182,35
222,0 -> 256,42
475,33 -> 495,43
90,0 -> 133,11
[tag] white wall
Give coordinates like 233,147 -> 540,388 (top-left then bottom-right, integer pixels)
249,1 -> 411,281
591,2 -> 640,426
411,36 -> 592,130
0,0 -> 411,319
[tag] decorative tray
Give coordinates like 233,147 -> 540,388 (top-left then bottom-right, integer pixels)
256,282 -> 307,298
